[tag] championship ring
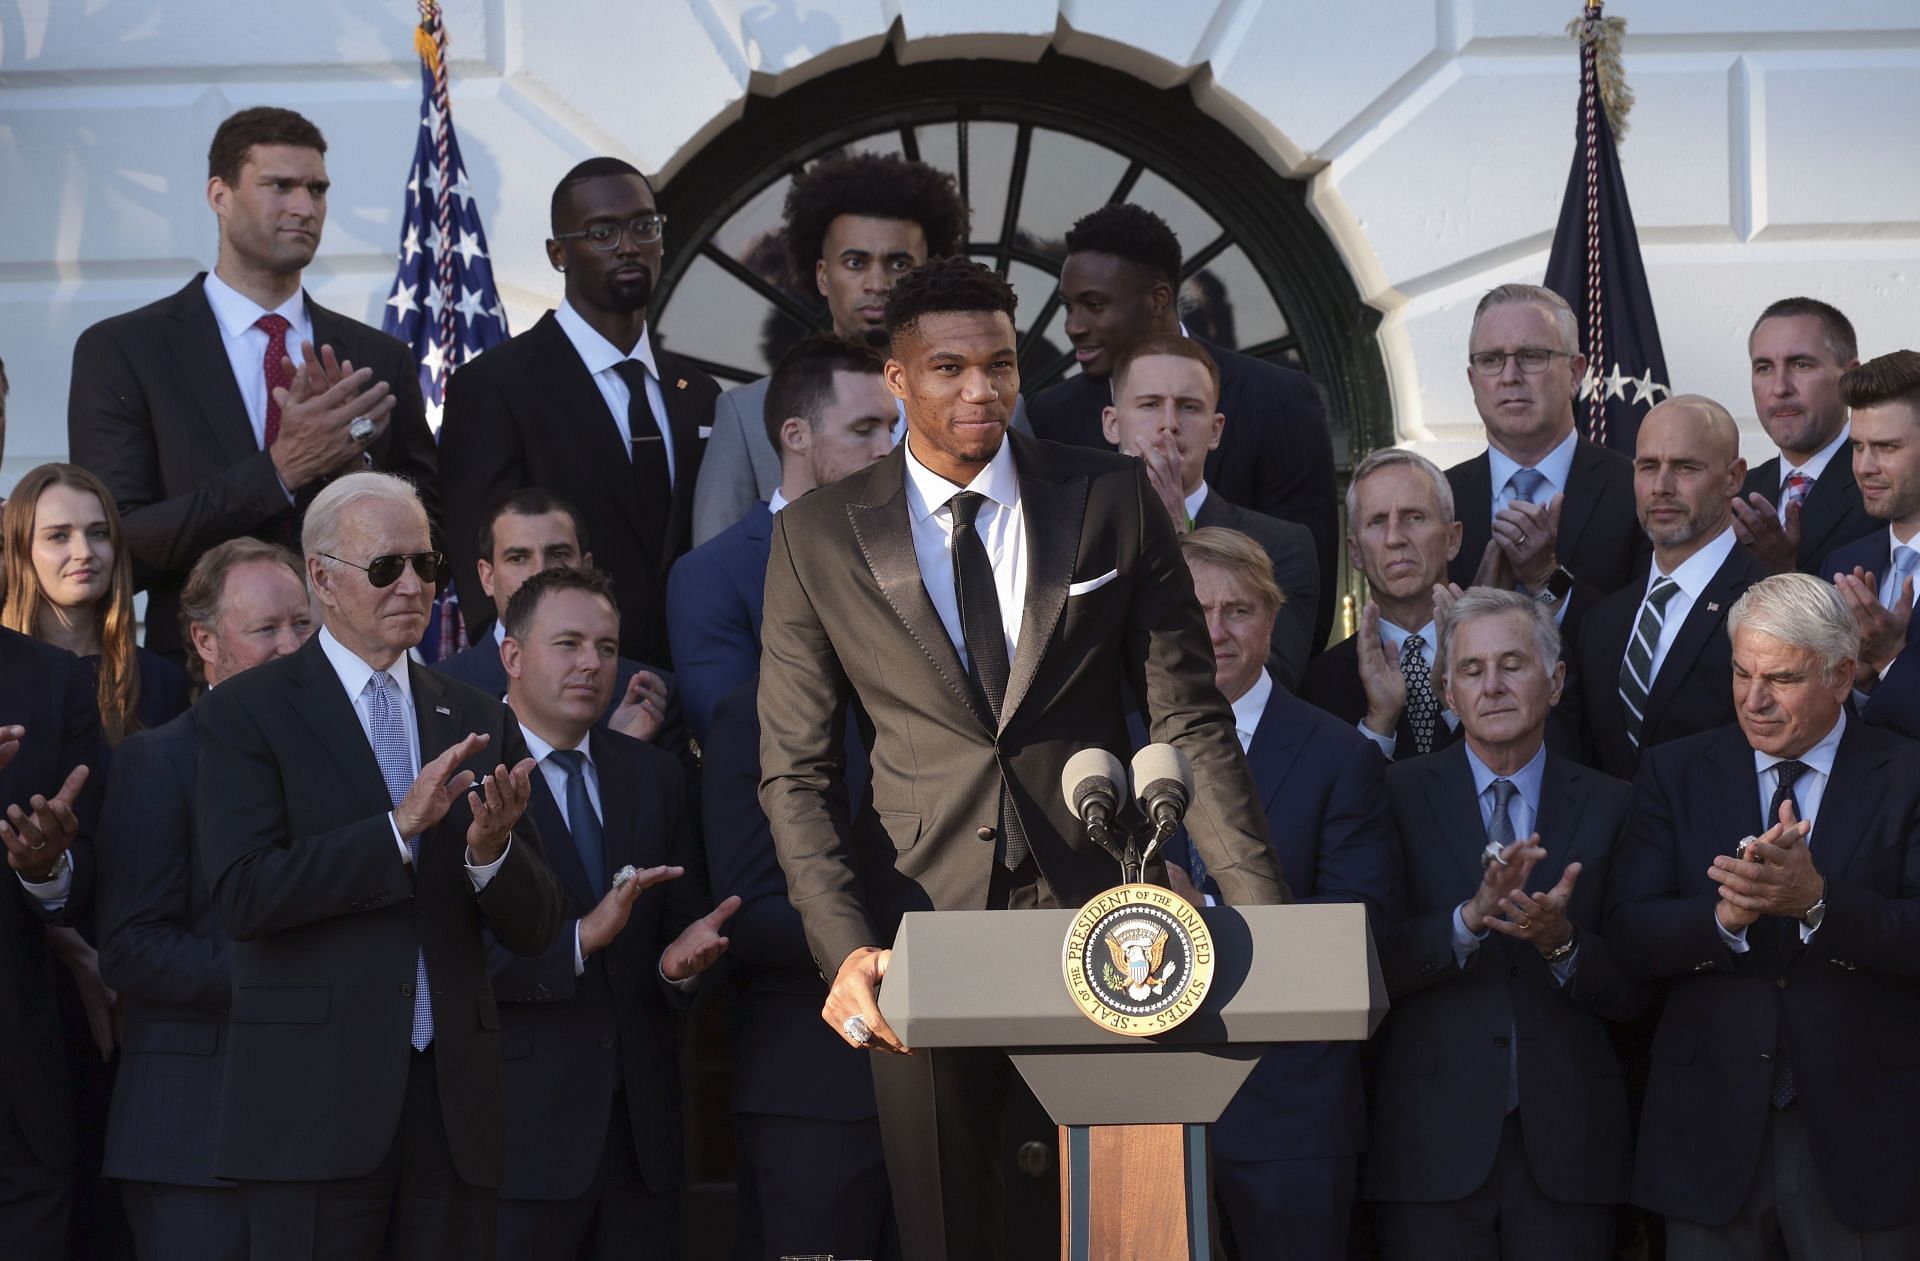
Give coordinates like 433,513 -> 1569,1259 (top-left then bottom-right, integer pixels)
1062,883 -> 1214,1037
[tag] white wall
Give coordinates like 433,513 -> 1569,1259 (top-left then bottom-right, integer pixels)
3,0 -> 1915,487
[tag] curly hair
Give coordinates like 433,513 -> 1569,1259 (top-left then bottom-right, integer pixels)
208,107 -> 326,186
883,257 -> 1017,346
783,153 -> 969,288
1063,203 -> 1182,287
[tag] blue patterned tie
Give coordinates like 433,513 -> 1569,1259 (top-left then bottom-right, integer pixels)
546,748 -> 605,887
1507,467 -> 1548,505
367,671 -> 433,1051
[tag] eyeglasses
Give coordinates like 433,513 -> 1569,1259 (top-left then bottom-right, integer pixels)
322,551 -> 447,588
1468,347 -> 1574,377
552,215 -> 668,251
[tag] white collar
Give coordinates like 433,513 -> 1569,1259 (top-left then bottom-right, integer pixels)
1487,426 -> 1579,498
1377,615 -> 1439,655
1653,523 -> 1738,600
1230,668 -> 1272,737
1782,421 -> 1851,480
767,489 -> 790,516
317,625 -> 414,708
554,299 -> 658,382
902,432 -> 1021,524
203,270 -> 306,341
515,716 -> 590,767
1753,709 -> 1845,782
1182,481 -> 1210,522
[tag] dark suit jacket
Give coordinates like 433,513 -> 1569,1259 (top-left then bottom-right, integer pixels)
705,679 -> 877,1123
195,634 -> 565,1187
1192,491 -> 1318,693
1820,529 -> 1920,741
1606,719 -> 1920,1230
1164,690 -> 1392,1162
67,275 -> 440,659
760,432 -> 1287,976
97,709 -> 228,1187
0,629 -> 104,1172
1566,540 -> 1768,780
1744,451 -> 1876,576
1300,631 -> 1465,763
1446,438 -> 1647,632
666,502 -> 772,742
489,727 -> 706,1200
1367,743 -> 1639,1205
438,311 -> 720,664
1026,343 -> 1340,649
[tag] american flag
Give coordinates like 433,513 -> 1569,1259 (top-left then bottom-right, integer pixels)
381,1 -> 508,435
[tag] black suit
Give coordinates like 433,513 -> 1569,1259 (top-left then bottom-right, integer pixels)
438,312 -> 720,664
1743,452 -> 1876,576
195,635 -> 565,1259
1300,631 -> 1464,762
1606,720 -> 1920,1241
97,710 -> 243,1259
1025,343 -> 1340,648
491,727 -> 706,1259
0,629 -> 103,1258
66,276 -> 440,659
1368,743 -> 1639,1260
1446,438 -> 1647,631
1192,490 -> 1319,692
1565,539 -> 1768,780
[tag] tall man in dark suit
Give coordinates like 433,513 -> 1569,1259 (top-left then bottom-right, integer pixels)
1099,334 -> 1319,691
440,158 -> 718,664
67,106 -> 439,661
1027,203 -> 1339,648
1568,396 -> 1767,778
1606,573 -> 1920,1257
1824,351 -> 1920,741
759,258 -> 1286,1261
1301,448 -> 1464,761
195,472 -> 565,1260
1731,297 -> 1873,575
0,632 -> 101,1260
1447,284 -> 1646,631
1368,588 -> 1639,1261
1165,529 -> 1392,1261
669,334 -> 895,740
97,537 -> 313,1261
491,566 -> 736,1259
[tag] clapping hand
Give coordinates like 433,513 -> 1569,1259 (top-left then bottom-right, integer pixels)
1729,493 -> 1801,575
1486,861 -> 1581,956
1709,799 -> 1820,929
463,758 -> 536,865
608,671 -> 670,744
662,896 -> 742,982
1490,493 -> 1564,591
1355,602 -> 1407,738
1833,566 -> 1913,678
2,756 -> 90,884
1460,834 -> 1547,935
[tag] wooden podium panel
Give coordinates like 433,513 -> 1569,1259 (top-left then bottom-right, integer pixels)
1058,1123 -> 1210,1260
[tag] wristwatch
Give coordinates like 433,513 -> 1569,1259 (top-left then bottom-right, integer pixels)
1541,933 -> 1577,965
1800,896 -> 1827,932
1532,565 -> 1576,606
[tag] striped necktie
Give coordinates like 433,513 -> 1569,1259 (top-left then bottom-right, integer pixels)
1619,576 -> 1681,750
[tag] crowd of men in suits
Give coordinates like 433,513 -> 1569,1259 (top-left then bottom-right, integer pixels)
4,101 -> 1919,1261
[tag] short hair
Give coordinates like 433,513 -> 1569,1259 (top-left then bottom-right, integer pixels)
782,153 -> 969,288
1344,447 -> 1456,525
1840,350 -> 1920,417
1727,572 -> 1859,679
1063,203 -> 1182,288
1751,296 -> 1858,364
762,334 -> 886,451
502,565 -> 617,642
1179,527 -> 1285,617
549,156 -> 651,235
1436,587 -> 1561,679
1111,334 -> 1219,400
1469,284 -> 1579,356
477,487 -> 590,563
302,471 -> 426,561
208,107 -> 327,186
883,256 -> 1017,347
177,538 -> 305,688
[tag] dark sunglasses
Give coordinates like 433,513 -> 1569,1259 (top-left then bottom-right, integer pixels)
322,550 -> 447,588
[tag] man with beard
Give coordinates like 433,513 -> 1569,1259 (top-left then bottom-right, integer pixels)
440,158 -> 719,664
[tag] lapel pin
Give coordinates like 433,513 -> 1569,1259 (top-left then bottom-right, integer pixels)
675,378 -> 688,390
1707,602 -> 1720,613
435,705 -> 451,716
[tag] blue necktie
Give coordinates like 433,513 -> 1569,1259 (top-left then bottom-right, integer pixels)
367,671 -> 433,1051
546,748 -> 605,887
1507,467 -> 1548,505
1486,778 -> 1522,1113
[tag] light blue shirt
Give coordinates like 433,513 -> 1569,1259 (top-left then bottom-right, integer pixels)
1450,740 -> 1575,984
1718,710 -> 1843,952
1487,427 -> 1578,517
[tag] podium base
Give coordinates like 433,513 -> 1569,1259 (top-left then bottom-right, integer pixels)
1058,1123 -> 1211,1260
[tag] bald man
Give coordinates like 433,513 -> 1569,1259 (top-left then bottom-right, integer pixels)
1565,396 -> 1769,778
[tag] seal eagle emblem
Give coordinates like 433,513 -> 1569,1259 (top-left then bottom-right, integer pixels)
1063,883 -> 1214,1036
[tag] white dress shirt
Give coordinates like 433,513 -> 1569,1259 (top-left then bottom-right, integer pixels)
902,436 -> 1026,671
1229,668 -> 1272,754
1775,422 -> 1851,523
1635,525 -> 1738,683
767,488 -> 790,516
1487,427 -> 1578,517
1719,710 -> 1844,952
1183,481 -> 1209,526
317,626 -> 506,887
553,299 -> 677,485
1355,616 -> 1461,759
203,270 -> 311,451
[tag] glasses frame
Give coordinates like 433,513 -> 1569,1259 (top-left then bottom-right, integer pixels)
321,550 -> 447,589
1468,347 -> 1576,377
552,215 -> 669,252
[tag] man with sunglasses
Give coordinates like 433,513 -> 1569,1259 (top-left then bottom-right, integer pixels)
1445,284 -> 1647,638
195,471 -> 565,1261
441,157 -> 719,667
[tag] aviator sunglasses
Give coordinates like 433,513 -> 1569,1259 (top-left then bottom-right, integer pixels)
322,550 -> 448,588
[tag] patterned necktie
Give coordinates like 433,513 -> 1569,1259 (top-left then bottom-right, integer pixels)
1619,576 -> 1682,750
948,491 -> 1029,871
611,360 -> 671,539
1781,469 -> 1812,517
257,313 -> 293,448
546,748 -> 605,888
1400,633 -> 1438,756
1765,758 -> 1810,1109
1507,467 -> 1548,506
366,671 -> 433,1051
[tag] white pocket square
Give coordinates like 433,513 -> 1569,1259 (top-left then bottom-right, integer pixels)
1067,569 -> 1119,597
697,425 -> 713,439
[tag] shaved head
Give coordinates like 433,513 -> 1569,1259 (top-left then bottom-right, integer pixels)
1633,393 -> 1746,559
1645,394 -> 1741,463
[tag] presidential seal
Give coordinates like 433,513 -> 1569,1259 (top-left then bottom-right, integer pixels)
1062,883 -> 1214,1036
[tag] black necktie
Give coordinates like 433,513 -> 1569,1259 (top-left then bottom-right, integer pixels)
611,360 -> 671,538
948,491 -> 1028,870
1766,759 -> 1808,831
1763,758 -> 1810,1109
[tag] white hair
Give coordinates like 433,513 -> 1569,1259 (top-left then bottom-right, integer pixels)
301,471 -> 427,561
1435,586 -> 1561,677
1470,284 -> 1580,357
1726,573 -> 1860,678
1344,447 -> 1455,526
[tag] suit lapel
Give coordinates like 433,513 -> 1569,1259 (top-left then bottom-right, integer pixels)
1642,545 -> 1755,732
408,668 -> 466,870
590,729 -> 648,873
1246,695 -> 1309,820
1452,456 -> 1493,583
1003,435 -> 1087,730
165,276 -> 262,467
1556,440 -> 1609,562
1798,455 -> 1856,564
528,771 -> 594,913
535,314 -> 657,558
286,638 -> 397,820
655,349 -> 705,561
1532,754 -> 1607,890
1423,743 -> 1492,891
1808,719 -> 1887,881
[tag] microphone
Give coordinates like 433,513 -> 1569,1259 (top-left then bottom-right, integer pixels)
1130,744 -> 1194,835
1061,747 -> 1127,833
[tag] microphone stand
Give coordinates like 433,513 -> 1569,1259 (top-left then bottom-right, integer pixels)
1083,814 -> 1173,886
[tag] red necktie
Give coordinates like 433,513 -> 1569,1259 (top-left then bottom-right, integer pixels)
258,313 -> 293,449
1783,469 -> 1812,514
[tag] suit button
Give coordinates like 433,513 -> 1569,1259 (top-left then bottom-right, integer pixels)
977,826 -> 995,842
599,1036 -> 615,1051
1760,1052 -> 1774,1062
1777,976 -> 1789,990
401,982 -> 414,998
